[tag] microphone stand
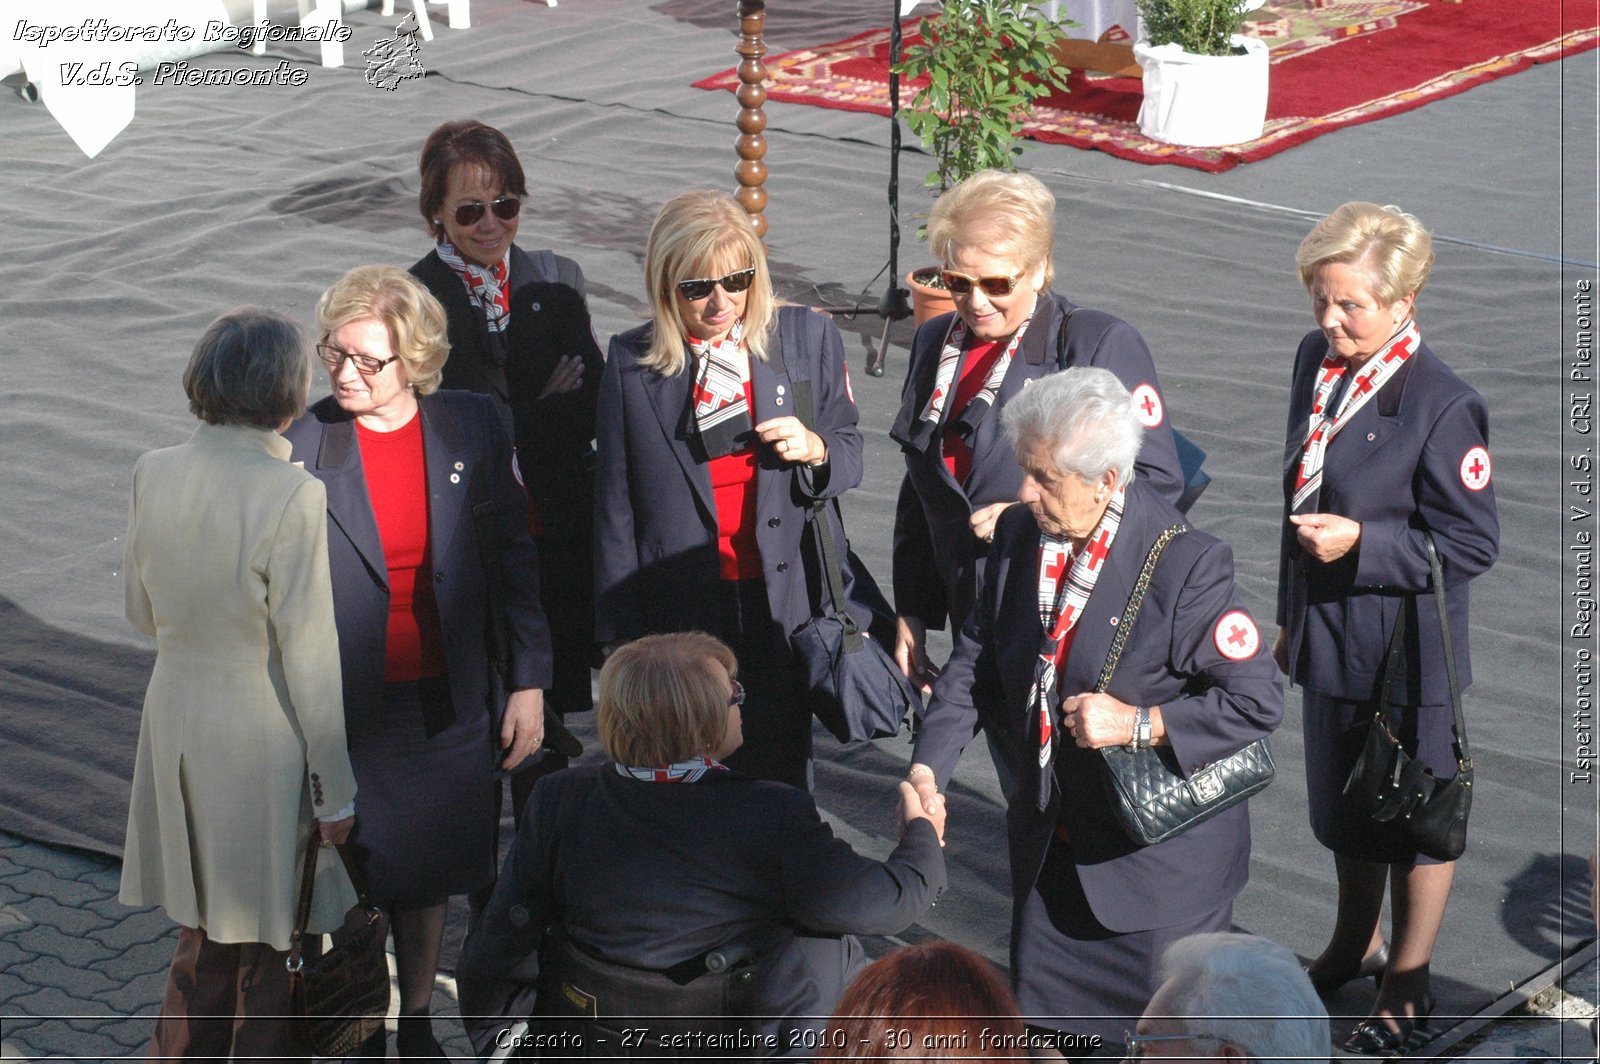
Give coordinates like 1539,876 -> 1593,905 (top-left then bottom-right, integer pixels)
867,2 -> 915,377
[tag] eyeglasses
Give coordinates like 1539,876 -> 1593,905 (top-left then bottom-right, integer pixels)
1123,1030 -> 1227,1060
451,196 -> 521,227
317,343 -> 401,375
729,680 -> 746,708
676,266 -> 757,301
939,269 -> 1022,297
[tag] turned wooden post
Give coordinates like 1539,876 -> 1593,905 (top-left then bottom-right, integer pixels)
734,0 -> 769,237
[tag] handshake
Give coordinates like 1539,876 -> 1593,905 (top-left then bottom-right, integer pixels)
897,764 -> 947,846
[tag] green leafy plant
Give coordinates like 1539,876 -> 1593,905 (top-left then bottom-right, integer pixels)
1137,0 -> 1247,56
893,0 -> 1074,193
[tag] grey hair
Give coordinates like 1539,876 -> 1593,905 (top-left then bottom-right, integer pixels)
1152,933 -> 1331,1064
183,307 -> 310,429
1001,367 -> 1141,486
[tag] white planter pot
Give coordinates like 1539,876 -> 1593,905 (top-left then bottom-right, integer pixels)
1133,35 -> 1268,147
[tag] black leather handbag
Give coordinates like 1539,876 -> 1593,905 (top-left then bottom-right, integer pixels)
1342,534 -> 1473,861
286,827 -> 391,1057
1095,525 -> 1276,845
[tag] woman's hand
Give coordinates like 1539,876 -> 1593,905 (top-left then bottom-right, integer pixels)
536,355 -> 585,401
1270,629 -> 1289,675
898,779 -> 946,845
318,814 -> 355,845
1060,692 -> 1137,749
969,501 -> 1014,545
754,416 -> 827,466
501,687 -> 546,770
893,616 -> 941,693
1290,512 -> 1362,563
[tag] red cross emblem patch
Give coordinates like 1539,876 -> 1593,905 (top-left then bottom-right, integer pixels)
1213,610 -> 1260,661
1131,383 -> 1164,428
1459,446 -> 1491,491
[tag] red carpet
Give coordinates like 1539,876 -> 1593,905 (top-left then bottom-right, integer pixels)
694,0 -> 1598,173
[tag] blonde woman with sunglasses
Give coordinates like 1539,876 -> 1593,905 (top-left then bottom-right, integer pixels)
594,190 -> 864,791
888,170 -> 1187,699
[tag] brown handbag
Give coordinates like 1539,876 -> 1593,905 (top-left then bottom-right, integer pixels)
286,824 -> 391,1056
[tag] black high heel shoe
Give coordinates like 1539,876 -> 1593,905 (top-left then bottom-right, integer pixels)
1306,941 -> 1389,997
1342,994 -> 1437,1057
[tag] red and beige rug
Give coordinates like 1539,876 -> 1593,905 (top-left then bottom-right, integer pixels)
694,0 -> 1598,172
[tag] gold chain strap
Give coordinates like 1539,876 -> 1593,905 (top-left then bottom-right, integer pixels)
1093,524 -> 1188,694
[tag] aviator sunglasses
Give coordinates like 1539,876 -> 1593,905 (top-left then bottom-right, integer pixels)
676,266 -> 757,301
451,196 -> 522,227
939,269 -> 1022,297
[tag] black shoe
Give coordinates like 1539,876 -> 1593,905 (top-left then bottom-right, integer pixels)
1307,941 -> 1389,997
1342,996 -> 1436,1057
396,1015 -> 447,1062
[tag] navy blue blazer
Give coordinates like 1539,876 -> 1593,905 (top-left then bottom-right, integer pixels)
594,306 -> 863,644
284,391 -> 553,727
459,763 -> 945,1043
1275,331 -> 1499,704
912,481 -> 1282,932
890,291 -> 1186,633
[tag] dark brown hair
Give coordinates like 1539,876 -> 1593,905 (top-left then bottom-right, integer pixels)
822,942 -> 1026,1060
417,120 -> 528,239
183,308 -> 309,429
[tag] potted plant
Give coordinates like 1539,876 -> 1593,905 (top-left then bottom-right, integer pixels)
893,0 -> 1073,322
1132,0 -> 1268,146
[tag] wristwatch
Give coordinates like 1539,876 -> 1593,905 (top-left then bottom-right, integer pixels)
1131,705 -> 1152,750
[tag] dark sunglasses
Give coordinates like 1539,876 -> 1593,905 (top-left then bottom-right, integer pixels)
317,343 -> 401,375
940,269 -> 1021,297
451,196 -> 521,227
729,680 -> 746,708
676,266 -> 757,301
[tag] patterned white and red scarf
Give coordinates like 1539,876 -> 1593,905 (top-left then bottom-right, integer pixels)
1028,486 -> 1124,811
615,756 -> 729,783
918,315 -> 1033,436
1291,320 -> 1419,514
688,320 -> 752,459
436,238 -> 510,334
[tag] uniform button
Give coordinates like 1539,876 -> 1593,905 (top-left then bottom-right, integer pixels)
776,385 -> 786,395
509,904 -> 531,929
776,562 -> 789,573
436,572 -> 445,582
450,473 -> 460,484
775,397 -> 784,407
1367,433 -> 1376,441
768,517 -> 781,527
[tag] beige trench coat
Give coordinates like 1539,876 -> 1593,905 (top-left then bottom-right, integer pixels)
119,422 -> 358,949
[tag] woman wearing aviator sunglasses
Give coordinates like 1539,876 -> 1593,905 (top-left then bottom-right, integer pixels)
410,121 -> 604,824
888,170 -> 1187,700
594,190 -> 864,791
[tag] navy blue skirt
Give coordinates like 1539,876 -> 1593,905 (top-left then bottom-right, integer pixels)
343,674 -> 497,904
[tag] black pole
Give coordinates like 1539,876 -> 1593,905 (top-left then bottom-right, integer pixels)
868,4 -> 914,377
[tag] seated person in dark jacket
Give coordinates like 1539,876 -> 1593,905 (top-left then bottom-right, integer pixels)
459,632 -> 947,1057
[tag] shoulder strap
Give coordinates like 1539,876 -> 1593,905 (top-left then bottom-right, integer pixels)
1094,524 -> 1188,693
288,825 -> 374,969
790,365 -> 859,638
1054,306 -> 1081,370
1425,533 -> 1471,767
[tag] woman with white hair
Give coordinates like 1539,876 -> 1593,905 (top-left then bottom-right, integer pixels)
1128,932 -> 1331,1063
594,190 -> 864,790
889,169 -> 1186,695
908,368 -> 1281,1045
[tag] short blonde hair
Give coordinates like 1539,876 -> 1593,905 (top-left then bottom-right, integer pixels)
315,265 -> 450,395
927,170 -> 1056,288
1295,202 -> 1434,307
640,191 -> 773,374
597,632 -> 739,767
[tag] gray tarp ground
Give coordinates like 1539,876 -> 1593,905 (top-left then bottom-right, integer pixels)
1,0 -> 1595,1042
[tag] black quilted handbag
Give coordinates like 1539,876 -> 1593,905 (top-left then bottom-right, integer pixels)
286,827 -> 391,1056
1095,525 -> 1275,846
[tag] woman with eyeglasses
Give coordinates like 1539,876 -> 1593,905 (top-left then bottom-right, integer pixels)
410,120 -> 603,817
594,189 -> 863,791
888,170 -> 1186,699
459,632 -> 946,1055
284,265 -> 553,1060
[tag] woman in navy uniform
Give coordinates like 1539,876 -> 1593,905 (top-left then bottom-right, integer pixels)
594,190 -> 862,790
409,120 -> 602,815
890,170 -> 1186,695
285,266 -> 553,1059
908,369 -> 1282,1045
1274,203 -> 1498,1055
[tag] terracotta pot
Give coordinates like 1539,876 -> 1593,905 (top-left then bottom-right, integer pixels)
907,267 -> 956,327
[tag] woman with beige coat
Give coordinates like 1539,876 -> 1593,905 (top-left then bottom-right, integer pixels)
119,308 -> 360,1060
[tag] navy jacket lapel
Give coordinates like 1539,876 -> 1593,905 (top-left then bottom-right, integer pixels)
639,352 -> 717,518
314,415 -> 388,589
419,393 -> 470,567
